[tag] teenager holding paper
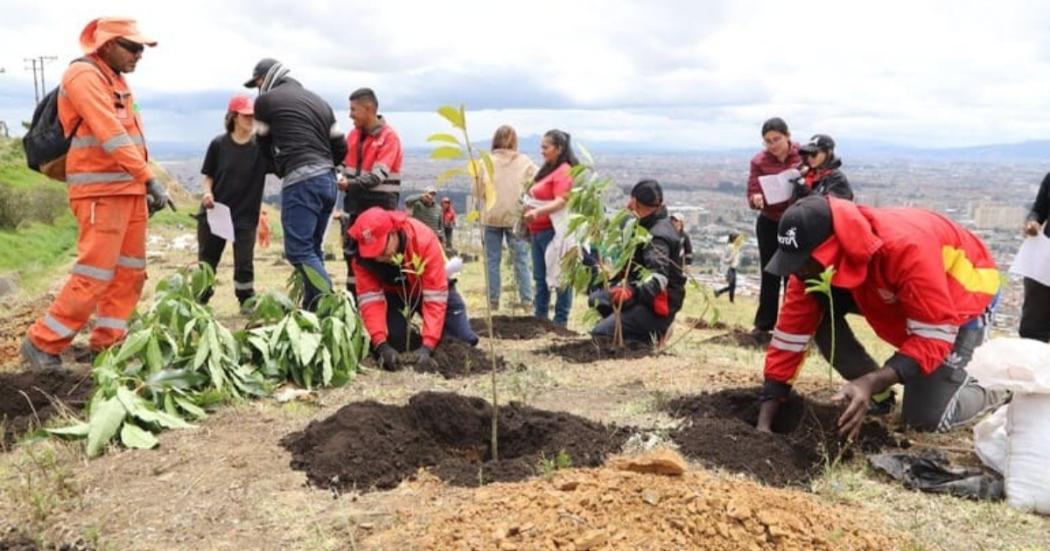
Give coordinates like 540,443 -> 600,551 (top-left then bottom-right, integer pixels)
747,118 -> 801,339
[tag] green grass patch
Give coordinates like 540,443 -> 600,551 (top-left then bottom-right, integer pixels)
0,214 -> 79,284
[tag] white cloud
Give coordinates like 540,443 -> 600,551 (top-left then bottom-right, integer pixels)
3,0 -> 1050,151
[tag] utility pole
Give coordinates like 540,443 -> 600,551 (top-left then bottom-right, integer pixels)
37,56 -> 57,92
24,56 -> 57,105
25,58 -> 39,104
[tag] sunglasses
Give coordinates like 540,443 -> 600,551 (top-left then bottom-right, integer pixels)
115,38 -> 145,54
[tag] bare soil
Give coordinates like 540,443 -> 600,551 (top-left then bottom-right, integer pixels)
470,315 -> 578,340
683,316 -> 729,330
545,336 -> 660,364
703,327 -> 771,349
664,387 -> 902,487
372,333 -> 516,378
0,369 -> 92,447
280,391 -> 631,492
365,450 -> 896,550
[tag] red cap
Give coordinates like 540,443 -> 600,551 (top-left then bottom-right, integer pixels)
348,208 -> 406,258
227,95 -> 254,115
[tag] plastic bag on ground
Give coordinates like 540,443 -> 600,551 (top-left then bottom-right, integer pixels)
967,337 -> 1050,515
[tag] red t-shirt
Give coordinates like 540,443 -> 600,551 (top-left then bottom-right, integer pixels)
527,163 -> 573,233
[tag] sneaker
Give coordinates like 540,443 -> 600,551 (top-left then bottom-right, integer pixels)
239,302 -> 254,316
21,337 -> 64,373
867,390 -> 896,416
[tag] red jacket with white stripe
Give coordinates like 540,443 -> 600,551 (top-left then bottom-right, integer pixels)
352,213 -> 448,349
764,198 -> 999,398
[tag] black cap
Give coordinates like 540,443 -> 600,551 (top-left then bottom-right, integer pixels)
244,58 -> 279,88
799,134 -> 835,156
765,195 -> 834,277
630,179 -> 663,207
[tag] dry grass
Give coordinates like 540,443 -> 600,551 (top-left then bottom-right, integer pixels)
0,218 -> 1048,549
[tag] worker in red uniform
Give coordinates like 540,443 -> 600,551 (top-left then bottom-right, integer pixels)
338,88 -> 402,292
348,207 -> 477,369
757,196 -> 1009,438
23,17 -> 173,371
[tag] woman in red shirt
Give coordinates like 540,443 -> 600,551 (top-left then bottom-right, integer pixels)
747,117 -> 801,339
523,129 -> 578,327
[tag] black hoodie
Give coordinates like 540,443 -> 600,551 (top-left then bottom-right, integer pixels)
253,77 -> 348,179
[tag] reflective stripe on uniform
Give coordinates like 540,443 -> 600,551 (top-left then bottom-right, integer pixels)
71,134 -> 144,152
66,171 -> 134,185
43,313 -> 76,338
117,255 -> 146,269
95,317 -> 128,331
651,273 -> 668,290
770,329 -> 811,353
422,290 -> 449,303
234,280 -> 254,290
357,291 -> 385,306
373,183 -> 401,193
72,263 -> 115,281
906,319 -> 958,343
770,339 -> 807,353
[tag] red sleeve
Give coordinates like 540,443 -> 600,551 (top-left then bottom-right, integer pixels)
746,157 -> 762,197
894,244 -> 960,377
551,165 -> 573,199
416,231 -> 449,349
764,276 -> 823,392
374,130 -> 402,175
343,131 -> 358,168
352,260 -> 389,346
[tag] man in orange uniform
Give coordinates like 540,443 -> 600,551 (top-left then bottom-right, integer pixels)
23,18 -> 173,371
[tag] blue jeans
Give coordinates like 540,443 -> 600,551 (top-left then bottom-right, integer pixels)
530,228 -> 572,326
281,172 -> 336,310
484,226 -> 532,305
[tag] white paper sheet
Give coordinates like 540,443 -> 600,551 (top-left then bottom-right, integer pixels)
758,168 -> 801,206
206,202 -> 236,243
1010,234 -> 1050,287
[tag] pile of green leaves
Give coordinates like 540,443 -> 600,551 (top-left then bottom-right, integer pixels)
240,289 -> 367,389
51,264 -> 366,457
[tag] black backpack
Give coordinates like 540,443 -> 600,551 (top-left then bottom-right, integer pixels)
23,57 -> 109,181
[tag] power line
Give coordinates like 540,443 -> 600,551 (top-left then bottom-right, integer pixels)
24,55 -> 57,105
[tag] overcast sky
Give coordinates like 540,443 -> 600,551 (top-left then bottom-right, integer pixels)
3,0 -> 1050,154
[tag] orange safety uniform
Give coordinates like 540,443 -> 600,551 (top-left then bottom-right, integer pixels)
28,53 -> 151,355
257,210 -> 272,248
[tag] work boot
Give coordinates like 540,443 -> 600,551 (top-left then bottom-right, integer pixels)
867,390 -> 896,416
21,337 -> 64,373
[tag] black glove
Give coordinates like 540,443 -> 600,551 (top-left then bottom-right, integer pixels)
376,342 -> 399,371
146,179 -> 176,216
414,346 -> 437,369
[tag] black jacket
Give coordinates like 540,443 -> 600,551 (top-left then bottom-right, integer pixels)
253,77 -> 347,178
681,233 -> 694,266
619,207 -> 687,316
1029,172 -> 1050,238
794,155 -> 853,202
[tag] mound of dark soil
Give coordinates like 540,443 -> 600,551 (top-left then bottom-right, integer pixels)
373,335 -> 514,379
0,369 -> 92,446
545,336 -> 659,364
702,328 -> 770,349
664,387 -> 900,487
469,315 -> 578,340
281,391 -> 631,492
